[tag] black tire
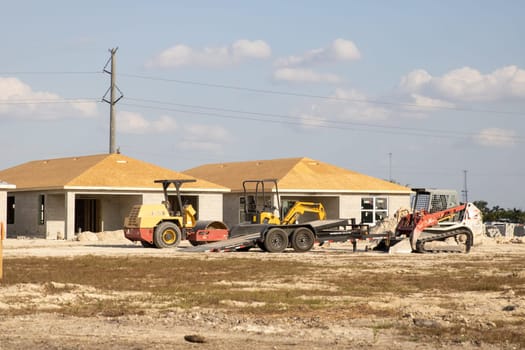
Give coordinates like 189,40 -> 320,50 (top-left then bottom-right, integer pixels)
291,228 -> 315,252
256,240 -> 267,252
140,240 -> 155,248
153,222 -> 182,248
264,228 -> 289,253
236,246 -> 252,252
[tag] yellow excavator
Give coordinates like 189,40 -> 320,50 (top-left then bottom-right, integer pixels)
243,179 -> 327,225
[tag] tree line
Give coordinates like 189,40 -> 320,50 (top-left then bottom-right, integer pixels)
473,201 -> 525,224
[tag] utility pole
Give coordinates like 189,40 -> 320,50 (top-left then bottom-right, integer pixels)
462,170 -> 469,203
103,47 -> 123,154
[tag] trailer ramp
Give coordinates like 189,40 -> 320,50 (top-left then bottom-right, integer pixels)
181,232 -> 261,252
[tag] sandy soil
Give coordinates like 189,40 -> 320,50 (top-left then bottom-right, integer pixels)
1,233 -> 524,349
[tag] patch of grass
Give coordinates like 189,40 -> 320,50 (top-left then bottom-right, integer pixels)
2,254 -> 525,322
407,321 -> 525,347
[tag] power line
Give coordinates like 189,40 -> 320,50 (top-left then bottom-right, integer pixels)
119,101 -> 525,142
119,72 -> 523,117
0,71 -> 102,75
0,98 -> 100,105
2,70 -> 522,117
123,97 -> 525,142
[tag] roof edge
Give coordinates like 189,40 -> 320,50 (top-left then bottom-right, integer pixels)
64,186 -> 230,193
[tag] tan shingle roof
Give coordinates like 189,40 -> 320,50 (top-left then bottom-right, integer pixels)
184,157 -> 410,193
0,154 -> 227,191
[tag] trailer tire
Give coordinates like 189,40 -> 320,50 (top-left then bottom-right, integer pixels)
291,228 -> 315,252
153,222 -> 181,248
264,228 -> 288,253
141,241 -> 155,248
256,240 -> 267,252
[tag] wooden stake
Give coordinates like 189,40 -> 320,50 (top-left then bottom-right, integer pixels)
0,222 -> 3,280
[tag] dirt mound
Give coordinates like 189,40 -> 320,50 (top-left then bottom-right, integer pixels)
75,230 -> 126,242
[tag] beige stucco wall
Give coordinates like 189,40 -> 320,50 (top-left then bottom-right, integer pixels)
339,193 -> 411,225
141,193 -> 165,204
388,194 -> 411,217
338,195 -> 361,221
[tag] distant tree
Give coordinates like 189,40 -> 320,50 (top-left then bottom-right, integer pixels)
473,200 -> 525,223
473,200 -> 489,214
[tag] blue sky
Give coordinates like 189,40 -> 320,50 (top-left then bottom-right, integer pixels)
1,1 -> 524,209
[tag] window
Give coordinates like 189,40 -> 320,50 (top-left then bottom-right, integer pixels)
39,194 -> 45,225
361,197 -> 388,224
7,196 -> 15,224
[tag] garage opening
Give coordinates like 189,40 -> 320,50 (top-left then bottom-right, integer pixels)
75,198 -> 101,232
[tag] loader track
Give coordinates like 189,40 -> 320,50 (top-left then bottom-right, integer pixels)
415,227 -> 473,254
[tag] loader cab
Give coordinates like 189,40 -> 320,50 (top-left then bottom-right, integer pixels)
242,179 -> 281,224
411,188 -> 459,213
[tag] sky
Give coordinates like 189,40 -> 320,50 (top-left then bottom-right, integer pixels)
0,1 -> 524,209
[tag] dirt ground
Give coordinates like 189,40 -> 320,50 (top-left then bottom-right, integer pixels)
1,233 -> 524,349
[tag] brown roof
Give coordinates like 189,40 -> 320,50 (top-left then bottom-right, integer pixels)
184,157 -> 410,193
0,154 -> 227,192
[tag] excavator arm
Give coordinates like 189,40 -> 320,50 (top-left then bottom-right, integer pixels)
281,202 -> 327,225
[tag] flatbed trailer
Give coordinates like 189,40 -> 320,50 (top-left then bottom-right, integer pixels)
182,218 -> 381,253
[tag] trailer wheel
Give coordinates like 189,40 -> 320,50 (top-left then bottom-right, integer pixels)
141,241 -> 155,248
153,222 -> 181,248
291,228 -> 315,252
264,228 -> 288,253
256,240 -> 267,252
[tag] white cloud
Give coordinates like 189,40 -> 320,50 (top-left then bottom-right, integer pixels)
331,38 -> 361,61
273,68 -> 342,83
146,39 -> 271,69
474,128 -> 517,147
275,38 -> 361,67
118,112 -> 178,134
399,69 -> 432,92
179,124 -> 230,153
0,77 -> 97,119
409,93 -> 455,109
295,88 -> 390,129
118,112 -> 229,153
232,39 -> 272,59
331,88 -> 390,121
298,113 -> 328,129
399,65 -> 525,102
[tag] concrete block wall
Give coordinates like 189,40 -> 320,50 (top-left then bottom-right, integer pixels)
222,194 -> 242,227
100,195 -> 143,232
46,194 -> 66,239
9,192 -> 45,238
197,193 -> 223,222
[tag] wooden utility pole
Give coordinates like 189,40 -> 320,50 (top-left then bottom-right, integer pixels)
103,47 -> 123,154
